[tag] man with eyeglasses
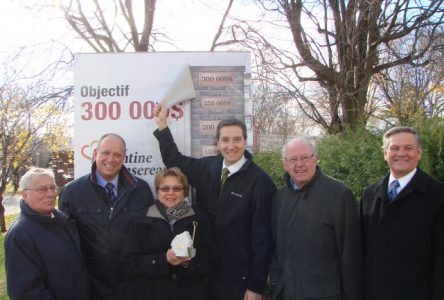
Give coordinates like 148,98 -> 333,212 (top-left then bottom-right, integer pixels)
59,133 -> 154,300
153,104 -> 277,300
360,127 -> 444,300
5,167 -> 90,299
270,137 -> 362,300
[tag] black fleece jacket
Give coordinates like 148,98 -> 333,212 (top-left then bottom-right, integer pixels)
154,127 -> 277,295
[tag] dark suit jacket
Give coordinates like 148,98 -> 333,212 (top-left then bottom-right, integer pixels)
360,168 -> 444,300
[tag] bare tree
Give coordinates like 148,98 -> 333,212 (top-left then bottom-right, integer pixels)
210,0 -> 234,51
212,0 -> 444,133
369,35 -> 444,127
58,0 -> 158,52
0,53 -> 73,232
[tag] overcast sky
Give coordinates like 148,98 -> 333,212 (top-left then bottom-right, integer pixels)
0,0 -> 252,84
0,0 -> 260,60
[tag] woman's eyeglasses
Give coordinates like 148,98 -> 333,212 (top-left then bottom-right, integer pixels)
158,186 -> 184,192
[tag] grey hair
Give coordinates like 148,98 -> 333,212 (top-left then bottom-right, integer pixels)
19,167 -> 55,191
282,137 -> 318,159
382,126 -> 422,151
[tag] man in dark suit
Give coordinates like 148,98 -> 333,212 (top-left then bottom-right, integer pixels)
361,126 -> 444,300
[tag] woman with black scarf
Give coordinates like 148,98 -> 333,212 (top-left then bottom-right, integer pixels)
120,167 -> 217,300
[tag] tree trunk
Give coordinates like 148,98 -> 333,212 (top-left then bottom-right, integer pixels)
0,194 -> 6,232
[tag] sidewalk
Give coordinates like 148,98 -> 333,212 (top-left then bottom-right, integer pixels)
3,194 -> 20,216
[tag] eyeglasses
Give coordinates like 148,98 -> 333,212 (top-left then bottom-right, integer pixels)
158,186 -> 184,192
285,154 -> 314,165
25,185 -> 59,194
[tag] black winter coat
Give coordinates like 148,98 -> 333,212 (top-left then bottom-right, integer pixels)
120,203 -> 217,300
5,201 -> 90,300
360,168 -> 444,300
270,169 -> 362,300
154,127 -> 277,298
58,162 -> 154,300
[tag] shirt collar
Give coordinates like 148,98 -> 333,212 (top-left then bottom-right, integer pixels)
289,177 -> 299,191
222,155 -> 247,176
287,166 -> 320,192
95,169 -> 119,190
389,168 -> 417,192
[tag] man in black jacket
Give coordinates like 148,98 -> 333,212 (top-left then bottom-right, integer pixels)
270,137 -> 362,300
361,127 -> 444,300
5,167 -> 90,300
153,104 -> 277,300
59,133 -> 154,300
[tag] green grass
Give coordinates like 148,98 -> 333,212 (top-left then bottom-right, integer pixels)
1,214 -> 18,300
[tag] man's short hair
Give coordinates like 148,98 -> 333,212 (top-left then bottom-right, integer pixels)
96,133 -> 127,153
19,167 -> 55,191
382,126 -> 422,151
216,118 -> 247,140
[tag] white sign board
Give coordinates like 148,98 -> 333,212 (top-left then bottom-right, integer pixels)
74,52 -> 250,188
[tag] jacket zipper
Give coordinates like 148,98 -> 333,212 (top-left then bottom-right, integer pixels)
108,190 -> 126,219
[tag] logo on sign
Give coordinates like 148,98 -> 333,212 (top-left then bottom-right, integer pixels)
81,140 -> 99,161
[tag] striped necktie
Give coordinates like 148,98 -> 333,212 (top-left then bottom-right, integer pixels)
388,180 -> 400,202
105,182 -> 117,205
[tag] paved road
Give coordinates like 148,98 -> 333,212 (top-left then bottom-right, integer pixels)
3,195 -> 20,216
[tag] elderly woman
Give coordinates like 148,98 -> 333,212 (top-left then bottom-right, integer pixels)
120,167 -> 216,300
